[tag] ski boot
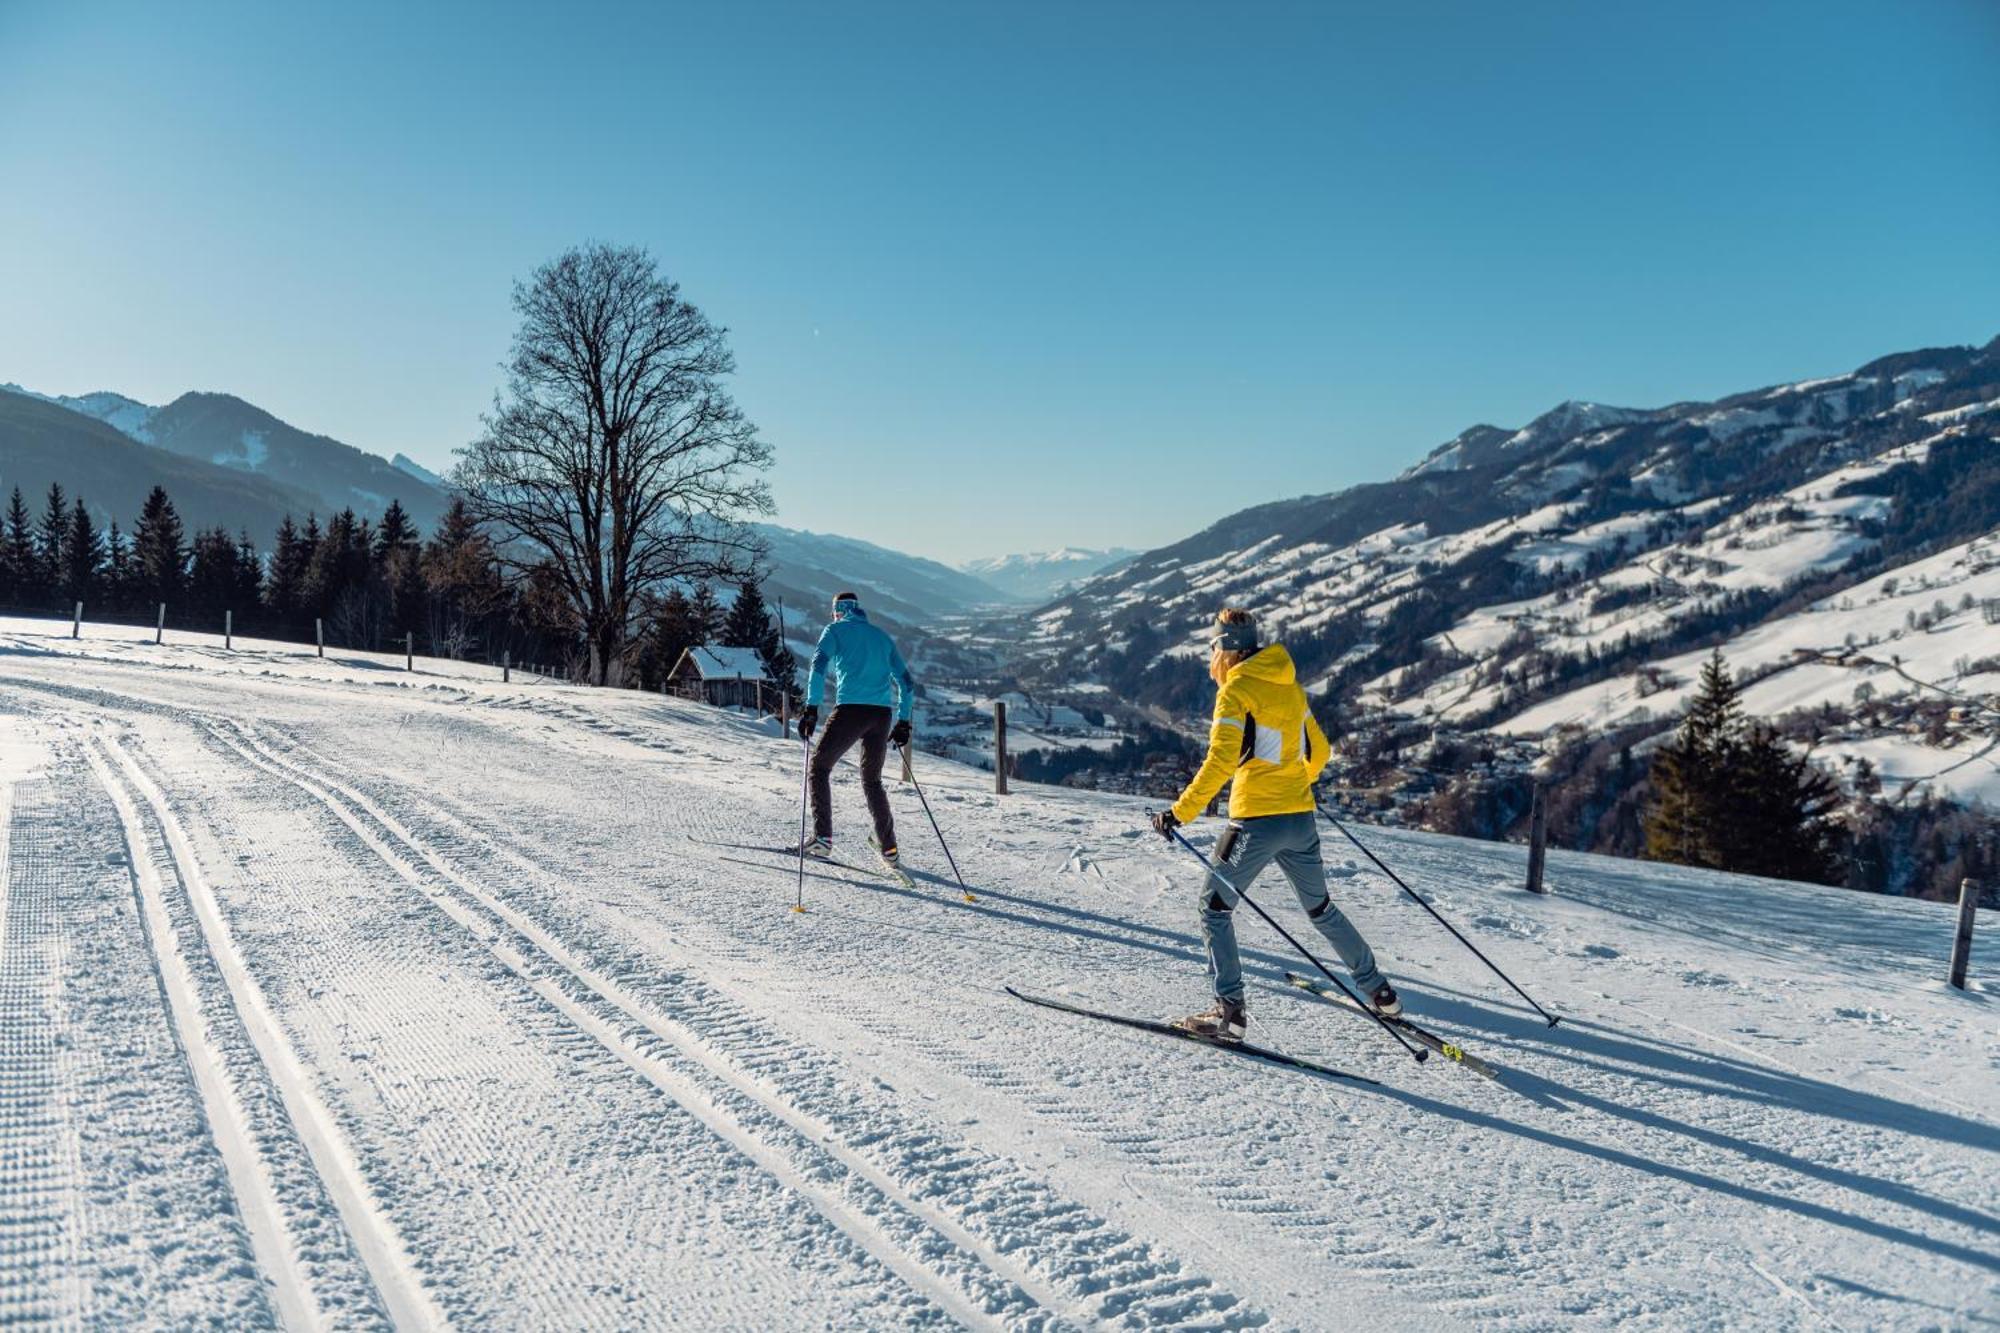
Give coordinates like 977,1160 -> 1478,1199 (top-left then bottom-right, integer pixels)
1370,981 -> 1402,1018
868,836 -> 914,885
1172,997 -> 1247,1041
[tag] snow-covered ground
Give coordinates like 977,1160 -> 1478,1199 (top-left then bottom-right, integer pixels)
2,618 -> 1995,1329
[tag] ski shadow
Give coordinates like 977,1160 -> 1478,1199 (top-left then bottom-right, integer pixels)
947,873 -> 2000,1249
1381,975 -> 2000,1159
1346,1075 -> 2000,1276
722,844 -> 2000,1221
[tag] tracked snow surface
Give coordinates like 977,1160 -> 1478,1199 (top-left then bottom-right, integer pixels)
1,618 -> 1993,1330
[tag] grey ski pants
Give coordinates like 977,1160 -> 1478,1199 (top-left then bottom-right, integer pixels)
1198,810 -> 1384,1003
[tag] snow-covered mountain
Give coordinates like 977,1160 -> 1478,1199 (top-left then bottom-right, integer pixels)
0,389 -> 325,540
999,337 -> 2000,890
0,383 -> 452,530
960,547 -> 1137,601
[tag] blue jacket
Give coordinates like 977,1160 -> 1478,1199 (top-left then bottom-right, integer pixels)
806,603 -> 914,720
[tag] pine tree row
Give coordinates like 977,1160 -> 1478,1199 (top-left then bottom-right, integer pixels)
0,479 -> 799,690
0,483 -> 538,659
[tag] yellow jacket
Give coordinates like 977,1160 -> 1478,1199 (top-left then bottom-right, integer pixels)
1171,644 -> 1331,825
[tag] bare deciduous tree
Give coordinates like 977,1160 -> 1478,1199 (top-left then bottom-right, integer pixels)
456,243 -> 771,685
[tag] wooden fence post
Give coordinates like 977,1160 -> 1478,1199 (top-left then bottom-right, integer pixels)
1525,782 -> 1548,894
1949,878 -> 1981,989
780,690 -> 790,739
71,601 -> 82,639
156,602 -> 166,645
994,699 -> 1009,795
405,631 -> 413,671
315,618 -> 324,657
756,678 -> 764,716
225,609 -> 233,650
502,650 -> 510,683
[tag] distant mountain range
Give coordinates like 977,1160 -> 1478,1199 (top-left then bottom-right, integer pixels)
2,383 -> 455,532
0,389 -> 324,540
959,547 -> 1136,601
999,336 -> 2000,858
0,381 -> 1015,654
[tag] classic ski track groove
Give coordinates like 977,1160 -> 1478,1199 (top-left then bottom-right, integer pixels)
206,723 -> 1048,1333
312,733 -> 1502,1323
95,730 -> 448,1331
0,672 -> 1255,1329
239,721 -> 1270,1331
85,737 -> 330,1333
86,684 -> 968,1328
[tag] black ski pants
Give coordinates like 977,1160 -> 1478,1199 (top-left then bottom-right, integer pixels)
809,704 -> 898,850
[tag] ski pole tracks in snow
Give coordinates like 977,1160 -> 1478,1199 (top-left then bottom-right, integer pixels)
216,719 -> 1271,1331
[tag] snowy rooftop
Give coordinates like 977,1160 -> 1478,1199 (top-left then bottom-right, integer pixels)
678,644 -> 771,679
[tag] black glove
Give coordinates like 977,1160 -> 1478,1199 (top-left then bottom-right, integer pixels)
890,718 -> 911,748
798,706 -> 819,741
1150,809 -> 1180,840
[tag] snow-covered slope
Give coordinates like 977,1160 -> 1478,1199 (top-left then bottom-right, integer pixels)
0,383 -> 160,441
1003,337 -> 2000,841
2,617 -> 1993,1327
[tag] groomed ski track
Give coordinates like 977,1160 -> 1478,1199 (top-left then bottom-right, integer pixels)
1,623 -> 1995,1329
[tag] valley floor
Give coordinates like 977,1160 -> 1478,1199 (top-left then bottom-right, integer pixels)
1,621 -> 1995,1329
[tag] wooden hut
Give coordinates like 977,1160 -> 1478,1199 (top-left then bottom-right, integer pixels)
668,645 -> 776,710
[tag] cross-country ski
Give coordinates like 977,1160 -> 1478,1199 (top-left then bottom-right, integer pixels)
1006,987 -> 1381,1086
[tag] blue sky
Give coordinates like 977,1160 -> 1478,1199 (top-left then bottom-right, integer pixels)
2,1 -> 1995,564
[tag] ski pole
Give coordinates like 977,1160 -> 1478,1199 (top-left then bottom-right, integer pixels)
1163,823 -> 1426,1064
898,743 -> 977,902
793,736 -> 810,914
1317,805 -> 1560,1028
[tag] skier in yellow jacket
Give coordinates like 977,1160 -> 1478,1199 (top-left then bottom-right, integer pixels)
1150,607 -> 1400,1039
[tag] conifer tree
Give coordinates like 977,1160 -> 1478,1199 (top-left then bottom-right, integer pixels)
61,499 -> 100,605
1644,651 -> 1740,868
132,486 -> 187,607
1728,725 -> 1843,884
1645,650 -> 1845,884
235,532 -> 264,620
689,584 -> 723,645
36,483 -> 67,602
639,587 -> 704,688
103,523 -> 131,613
0,487 -> 26,605
374,499 -> 419,561
422,499 -> 503,658
374,500 -> 425,639
186,527 -> 240,622
266,516 -> 309,629
721,577 -> 772,649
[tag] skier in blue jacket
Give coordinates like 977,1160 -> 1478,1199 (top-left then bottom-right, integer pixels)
798,591 -> 915,865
